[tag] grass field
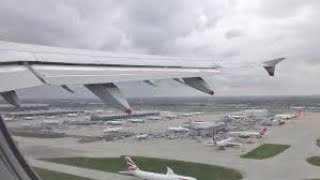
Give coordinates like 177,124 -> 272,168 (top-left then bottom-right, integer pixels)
33,167 -> 93,180
241,143 -> 290,159
11,131 -> 67,138
42,156 -> 243,180
306,156 -> 320,166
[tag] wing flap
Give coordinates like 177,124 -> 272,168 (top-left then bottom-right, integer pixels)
262,57 -> 285,76
31,64 -> 216,86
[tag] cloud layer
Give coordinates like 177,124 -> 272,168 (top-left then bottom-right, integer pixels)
1,0 -> 320,98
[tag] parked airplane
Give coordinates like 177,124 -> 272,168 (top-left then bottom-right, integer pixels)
180,113 -> 193,117
187,120 -> 207,125
261,119 -> 285,126
119,156 -> 197,180
227,115 -> 246,120
106,120 -> 126,125
167,126 -> 190,133
42,119 -> 60,125
181,112 -> 203,116
206,136 -> 242,150
229,127 -> 267,138
127,119 -> 144,123
193,112 -> 204,115
148,116 -> 163,120
273,110 -> 303,120
163,114 -> 178,120
103,127 -> 123,133
136,134 -> 149,140
1,115 -> 15,121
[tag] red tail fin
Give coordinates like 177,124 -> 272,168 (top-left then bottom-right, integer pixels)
125,156 -> 138,172
213,136 -> 217,145
259,127 -> 267,135
292,110 -> 303,118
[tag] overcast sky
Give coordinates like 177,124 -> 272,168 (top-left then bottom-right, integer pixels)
1,0 -> 320,99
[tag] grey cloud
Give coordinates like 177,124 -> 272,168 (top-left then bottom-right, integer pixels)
256,0 -> 319,19
0,0 -> 320,97
224,29 -> 245,39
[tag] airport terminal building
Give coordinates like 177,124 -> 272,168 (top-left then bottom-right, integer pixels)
187,122 -> 227,137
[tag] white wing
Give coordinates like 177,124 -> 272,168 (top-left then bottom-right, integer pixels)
0,41 -> 285,113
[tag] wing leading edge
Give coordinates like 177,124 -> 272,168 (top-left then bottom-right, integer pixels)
0,41 -> 285,114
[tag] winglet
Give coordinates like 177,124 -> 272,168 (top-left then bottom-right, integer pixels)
213,136 -> 217,145
262,57 -> 285,76
166,166 -> 175,175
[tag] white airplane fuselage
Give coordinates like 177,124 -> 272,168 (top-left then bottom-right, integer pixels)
237,131 -> 260,138
215,137 -> 239,147
274,110 -> 303,120
136,134 -> 148,140
107,121 -> 125,125
168,126 -> 189,133
103,127 -> 123,133
207,137 -> 242,149
128,119 -> 144,123
230,127 -> 267,138
131,169 -> 196,180
274,114 -> 293,120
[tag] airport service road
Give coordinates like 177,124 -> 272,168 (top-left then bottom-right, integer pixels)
17,112 -> 320,180
29,158 -> 133,180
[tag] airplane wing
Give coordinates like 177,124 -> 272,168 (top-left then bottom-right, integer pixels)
229,132 -> 242,135
227,142 -> 242,146
0,41 -> 285,113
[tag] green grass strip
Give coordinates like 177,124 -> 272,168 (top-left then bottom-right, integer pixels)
33,167 -> 93,180
307,156 -> 320,166
241,143 -> 290,159
12,131 -> 66,138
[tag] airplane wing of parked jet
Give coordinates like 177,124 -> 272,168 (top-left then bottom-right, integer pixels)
0,41 -> 285,113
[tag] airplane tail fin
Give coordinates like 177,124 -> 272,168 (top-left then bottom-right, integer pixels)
262,57 -> 285,76
125,156 -> 139,172
292,109 -> 303,118
166,166 -> 175,175
259,127 -> 267,135
213,136 -> 217,145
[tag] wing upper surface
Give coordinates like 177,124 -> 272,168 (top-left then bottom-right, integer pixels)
0,41 -> 220,69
